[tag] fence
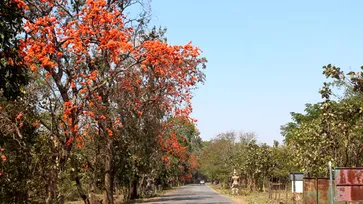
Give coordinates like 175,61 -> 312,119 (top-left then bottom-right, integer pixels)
269,178 -> 333,204
303,178 -> 333,204
261,169 -> 363,203
269,179 -> 303,204
269,181 -> 289,203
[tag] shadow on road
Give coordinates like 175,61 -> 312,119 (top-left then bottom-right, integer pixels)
141,195 -> 212,203
134,184 -> 234,204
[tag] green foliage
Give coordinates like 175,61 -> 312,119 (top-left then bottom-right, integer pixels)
0,102 -> 39,203
0,1 -> 34,197
281,65 -> 363,177
0,0 -> 28,100
200,132 -> 237,184
200,132 -> 293,192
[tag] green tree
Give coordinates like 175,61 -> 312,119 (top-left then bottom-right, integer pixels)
200,132 -> 237,186
0,0 -> 28,100
281,65 -> 363,176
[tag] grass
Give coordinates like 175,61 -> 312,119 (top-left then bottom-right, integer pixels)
207,183 -> 272,204
243,192 -> 270,204
208,183 -> 301,204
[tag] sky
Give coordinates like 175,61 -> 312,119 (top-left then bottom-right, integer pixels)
148,0 -> 363,144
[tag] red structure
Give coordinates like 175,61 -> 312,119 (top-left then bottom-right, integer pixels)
335,167 -> 363,202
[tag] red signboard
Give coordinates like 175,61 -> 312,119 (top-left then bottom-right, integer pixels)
335,168 -> 363,202
336,186 -> 363,201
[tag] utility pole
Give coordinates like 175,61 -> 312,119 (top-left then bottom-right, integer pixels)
293,174 -> 296,204
329,161 -> 334,204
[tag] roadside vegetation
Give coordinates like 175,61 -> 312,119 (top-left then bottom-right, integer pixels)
200,65 -> 363,203
208,183 -> 269,204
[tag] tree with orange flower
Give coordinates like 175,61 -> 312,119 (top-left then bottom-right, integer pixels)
11,0 -> 207,203
0,0 -> 206,203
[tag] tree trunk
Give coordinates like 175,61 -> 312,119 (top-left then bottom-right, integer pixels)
130,176 -> 139,200
46,171 -> 56,204
247,177 -> 251,192
139,174 -> 146,197
89,161 -> 97,204
76,176 -> 90,204
89,183 -> 96,204
253,176 -> 257,192
104,137 -> 114,204
46,153 -> 58,204
71,156 -> 90,204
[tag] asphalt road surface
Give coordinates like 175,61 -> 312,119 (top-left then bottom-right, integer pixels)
139,184 -> 236,204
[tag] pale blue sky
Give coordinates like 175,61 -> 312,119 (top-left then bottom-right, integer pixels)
149,0 -> 363,144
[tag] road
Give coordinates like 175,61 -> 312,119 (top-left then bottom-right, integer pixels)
139,184 -> 236,204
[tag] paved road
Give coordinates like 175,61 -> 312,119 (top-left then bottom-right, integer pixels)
139,184 -> 236,204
